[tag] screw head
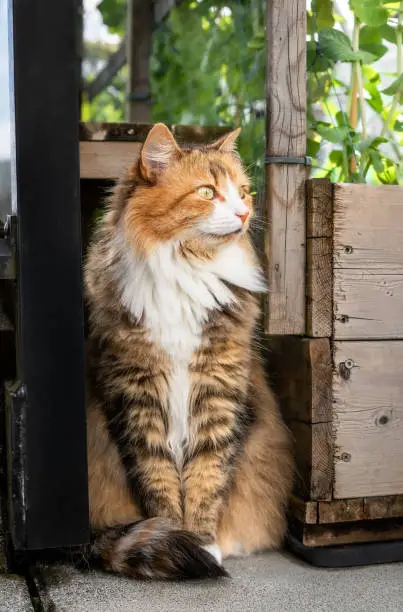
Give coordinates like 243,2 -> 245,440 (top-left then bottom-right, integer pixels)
344,245 -> 353,254
341,452 -> 351,462
344,359 -> 354,369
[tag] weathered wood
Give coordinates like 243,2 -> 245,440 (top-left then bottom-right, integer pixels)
267,337 -> 333,500
333,183 -> 403,339
318,499 -> 364,524
80,142 -> 142,179
289,495 -> 318,525
288,419 -> 333,501
291,494 -> 403,526
79,122 -> 230,143
293,518 -> 403,548
306,179 -> 333,337
126,0 -> 153,122
306,178 -> 333,239
267,337 -> 332,423
79,124 -> 231,179
364,495 -> 403,520
333,341 -> 403,499
264,0 -> 307,335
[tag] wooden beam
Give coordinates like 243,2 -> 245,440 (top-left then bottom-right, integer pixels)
267,337 -> 334,500
126,0 -> 153,122
306,179 -> 333,337
264,0 -> 307,334
79,122 -> 231,180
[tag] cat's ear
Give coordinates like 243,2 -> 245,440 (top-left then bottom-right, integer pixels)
208,128 -> 241,154
140,123 -> 182,180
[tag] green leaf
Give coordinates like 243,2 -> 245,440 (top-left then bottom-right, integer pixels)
313,0 -> 335,30
359,43 -> 388,63
307,40 -> 334,71
318,28 -> 373,63
307,138 -> 321,157
315,122 -> 348,143
382,75 -> 403,96
380,24 -> 397,44
349,0 -> 388,27
394,120 -> 403,132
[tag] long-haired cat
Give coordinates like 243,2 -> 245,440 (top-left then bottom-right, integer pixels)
85,124 -> 293,580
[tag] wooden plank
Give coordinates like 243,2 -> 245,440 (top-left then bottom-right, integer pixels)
333,183 -> 403,339
79,122 -> 230,143
289,495 -> 318,524
306,179 -> 333,337
264,0 -> 307,335
295,518 -> 403,548
364,495 -> 403,520
318,499 -> 364,524
334,271 -> 403,340
80,141 -> 142,179
306,178 -> 333,238
333,341 -> 403,499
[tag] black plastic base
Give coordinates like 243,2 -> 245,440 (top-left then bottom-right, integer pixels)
287,533 -> 403,568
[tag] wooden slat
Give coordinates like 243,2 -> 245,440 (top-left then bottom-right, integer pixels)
79,122 -> 230,143
79,124 -> 231,179
333,341 -> 403,499
318,499 -> 364,524
293,494 -> 403,526
306,179 -> 333,337
264,0 -> 307,335
295,518 -> 403,548
333,183 -> 403,339
364,495 -> 403,520
80,141 -> 141,179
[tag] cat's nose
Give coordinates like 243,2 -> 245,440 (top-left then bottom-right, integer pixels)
237,210 -> 249,225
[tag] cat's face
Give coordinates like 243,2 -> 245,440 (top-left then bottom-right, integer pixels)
123,124 -> 253,254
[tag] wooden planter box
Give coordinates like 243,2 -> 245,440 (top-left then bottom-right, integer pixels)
267,178 -> 403,560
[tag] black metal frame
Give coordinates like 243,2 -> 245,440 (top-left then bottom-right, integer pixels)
4,0 -> 89,551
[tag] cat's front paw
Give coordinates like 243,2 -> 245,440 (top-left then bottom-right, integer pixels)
202,543 -> 223,565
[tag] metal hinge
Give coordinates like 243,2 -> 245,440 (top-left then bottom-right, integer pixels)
0,215 -> 17,280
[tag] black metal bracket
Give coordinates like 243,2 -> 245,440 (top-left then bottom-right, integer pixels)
0,215 -> 17,280
264,155 -> 312,166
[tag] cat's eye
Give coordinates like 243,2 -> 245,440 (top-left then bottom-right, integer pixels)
239,186 -> 249,199
196,186 -> 215,200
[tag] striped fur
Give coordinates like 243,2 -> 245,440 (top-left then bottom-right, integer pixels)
85,124 -> 293,579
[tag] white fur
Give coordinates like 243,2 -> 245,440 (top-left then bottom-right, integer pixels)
197,176 -> 250,236
202,543 -> 223,565
115,230 -> 266,465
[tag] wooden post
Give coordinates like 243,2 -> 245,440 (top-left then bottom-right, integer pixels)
265,0 -> 307,334
126,0 -> 153,122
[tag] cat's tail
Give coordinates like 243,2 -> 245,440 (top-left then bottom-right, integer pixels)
90,517 -> 228,580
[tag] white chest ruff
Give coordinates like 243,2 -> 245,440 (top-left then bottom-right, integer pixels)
116,237 -> 266,464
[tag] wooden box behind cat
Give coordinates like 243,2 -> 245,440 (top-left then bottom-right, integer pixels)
267,178 -> 403,557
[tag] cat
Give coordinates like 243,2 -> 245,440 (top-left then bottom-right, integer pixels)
84,123 -> 293,580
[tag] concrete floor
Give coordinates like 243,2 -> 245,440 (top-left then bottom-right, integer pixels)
3,552 -> 402,612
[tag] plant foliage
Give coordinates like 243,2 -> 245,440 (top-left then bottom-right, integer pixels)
86,0 -> 403,185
